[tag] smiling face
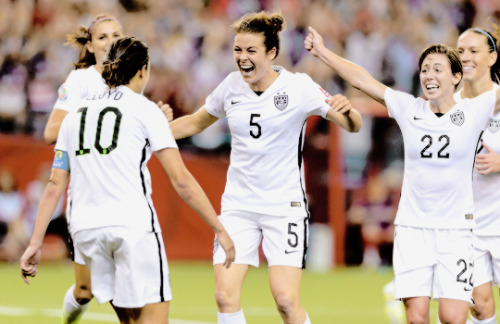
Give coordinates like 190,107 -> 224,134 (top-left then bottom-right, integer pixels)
457,31 -> 497,83
233,32 -> 277,91
419,53 -> 461,101
87,20 -> 123,69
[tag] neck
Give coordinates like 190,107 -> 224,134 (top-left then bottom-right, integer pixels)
249,68 -> 279,92
462,77 -> 494,98
428,94 -> 456,114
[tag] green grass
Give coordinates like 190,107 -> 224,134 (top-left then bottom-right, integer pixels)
0,261 -> 480,323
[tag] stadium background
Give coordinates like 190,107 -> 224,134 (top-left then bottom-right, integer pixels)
0,0 -> 499,323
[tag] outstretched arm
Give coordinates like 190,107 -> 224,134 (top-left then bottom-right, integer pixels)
304,26 -> 387,105
155,148 -> 235,268
20,167 -> 69,284
325,94 -> 362,132
169,106 -> 219,140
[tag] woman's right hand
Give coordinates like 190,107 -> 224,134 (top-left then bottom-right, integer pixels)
216,229 -> 235,269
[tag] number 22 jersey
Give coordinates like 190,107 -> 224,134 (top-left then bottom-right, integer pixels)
385,87 -> 494,229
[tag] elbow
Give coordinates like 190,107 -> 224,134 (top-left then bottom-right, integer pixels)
43,130 -> 56,145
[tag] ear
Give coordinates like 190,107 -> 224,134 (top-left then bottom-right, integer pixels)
452,72 -> 462,86
86,41 -> 95,54
268,47 -> 277,60
488,50 -> 498,68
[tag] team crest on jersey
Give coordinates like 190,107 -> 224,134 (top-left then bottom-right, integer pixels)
450,110 -> 464,126
488,119 -> 500,133
274,92 -> 288,111
58,85 -> 68,102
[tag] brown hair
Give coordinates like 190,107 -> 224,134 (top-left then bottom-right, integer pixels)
102,37 -> 149,88
231,11 -> 285,60
418,44 -> 463,89
66,14 -> 121,69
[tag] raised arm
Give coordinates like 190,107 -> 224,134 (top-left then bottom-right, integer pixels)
20,167 -> 69,284
305,26 -> 387,105
169,106 -> 219,140
155,147 -> 235,268
44,109 -> 69,145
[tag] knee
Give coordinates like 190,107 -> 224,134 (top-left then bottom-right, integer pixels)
471,295 -> 495,319
214,288 -> 238,310
405,310 -> 428,324
74,284 -> 93,304
273,292 -> 297,316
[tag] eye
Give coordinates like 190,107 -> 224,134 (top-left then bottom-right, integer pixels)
234,48 -> 241,53
457,49 -> 463,54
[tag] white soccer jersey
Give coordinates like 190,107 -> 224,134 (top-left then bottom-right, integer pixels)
56,85 -> 177,235
455,84 -> 500,235
205,66 -> 331,217
385,87 -> 495,229
54,66 -> 107,112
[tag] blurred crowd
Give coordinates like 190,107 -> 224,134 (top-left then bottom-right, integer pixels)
1,0 -> 499,265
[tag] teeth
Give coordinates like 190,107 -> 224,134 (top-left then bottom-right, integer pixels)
426,85 -> 438,89
463,67 -> 474,70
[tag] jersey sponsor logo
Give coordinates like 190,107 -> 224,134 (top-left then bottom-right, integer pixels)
488,119 -> 500,133
465,214 -> 473,220
413,116 -> 424,120
285,249 -> 298,254
274,92 -> 288,111
58,85 -> 68,101
231,100 -> 241,105
450,110 -> 464,126
319,87 -> 331,98
290,201 -> 301,207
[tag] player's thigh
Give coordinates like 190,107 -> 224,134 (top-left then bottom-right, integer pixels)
438,298 -> 469,323
111,301 -> 169,324
260,214 -> 308,269
213,211 -> 262,267
214,263 -> 249,298
269,265 -> 303,302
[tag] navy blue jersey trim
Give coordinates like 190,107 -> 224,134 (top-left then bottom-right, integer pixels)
153,231 -> 165,301
301,217 -> 308,269
297,121 -> 310,218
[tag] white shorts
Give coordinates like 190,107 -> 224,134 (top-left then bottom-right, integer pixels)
473,235 -> 500,287
213,211 -> 308,269
73,226 -> 171,307
393,226 -> 473,303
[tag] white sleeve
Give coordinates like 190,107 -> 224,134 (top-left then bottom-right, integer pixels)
297,74 -> 331,118
468,90 -> 497,130
53,70 -> 86,112
205,76 -> 229,119
384,87 -> 418,122
143,101 -> 178,152
55,114 -> 71,153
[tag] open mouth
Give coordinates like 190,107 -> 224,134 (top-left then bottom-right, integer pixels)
240,65 -> 254,74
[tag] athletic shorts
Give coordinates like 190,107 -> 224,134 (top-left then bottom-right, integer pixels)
213,210 -> 308,269
393,225 -> 473,303
73,226 -> 171,307
473,235 -> 500,287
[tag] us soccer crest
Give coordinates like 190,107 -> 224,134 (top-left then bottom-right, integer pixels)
450,110 -> 464,126
488,119 -> 500,133
274,92 -> 288,111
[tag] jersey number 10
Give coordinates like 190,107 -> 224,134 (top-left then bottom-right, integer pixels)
75,106 -> 122,156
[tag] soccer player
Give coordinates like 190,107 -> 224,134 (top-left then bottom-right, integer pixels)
20,36 -> 235,324
455,23 -> 500,324
304,27 -> 500,324
44,14 -> 173,323
45,14 -> 124,324
168,11 -> 361,324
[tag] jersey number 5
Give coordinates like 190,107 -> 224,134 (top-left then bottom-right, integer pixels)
249,113 -> 262,139
76,107 -> 122,156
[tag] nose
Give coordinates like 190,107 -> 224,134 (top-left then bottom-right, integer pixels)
460,50 -> 471,62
